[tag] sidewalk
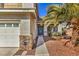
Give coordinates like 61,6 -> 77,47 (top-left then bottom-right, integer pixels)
35,36 -> 49,56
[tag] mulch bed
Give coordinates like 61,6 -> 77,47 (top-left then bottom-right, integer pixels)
43,36 -> 79,56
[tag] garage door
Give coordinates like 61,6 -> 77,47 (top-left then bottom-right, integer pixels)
0,23 -> 20,47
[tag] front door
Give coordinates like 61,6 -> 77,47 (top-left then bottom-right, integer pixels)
38,25 -> 44,35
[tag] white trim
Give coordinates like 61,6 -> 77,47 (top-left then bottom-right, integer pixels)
0,9 -> 35,12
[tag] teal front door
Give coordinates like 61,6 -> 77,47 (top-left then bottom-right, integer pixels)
38,25 -> 44,35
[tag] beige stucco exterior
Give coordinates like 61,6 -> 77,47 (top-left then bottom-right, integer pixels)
0,3 -> 37,50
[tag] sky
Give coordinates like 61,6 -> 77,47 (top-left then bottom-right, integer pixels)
38,3 -> 62,17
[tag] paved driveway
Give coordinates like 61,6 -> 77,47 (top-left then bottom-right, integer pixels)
0,47 -> 19,56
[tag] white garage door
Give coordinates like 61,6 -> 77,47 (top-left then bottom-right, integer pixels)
0,23 -> 20,47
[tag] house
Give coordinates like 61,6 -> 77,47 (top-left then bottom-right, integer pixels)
43,21 -> 67,36
0,3 -> 37,50
57,21 -> 67,35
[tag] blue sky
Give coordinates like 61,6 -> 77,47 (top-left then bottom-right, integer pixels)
38,3 -> 62,17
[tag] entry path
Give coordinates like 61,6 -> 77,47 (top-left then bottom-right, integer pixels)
14,36 -> 49,56
35,35 -> 49,56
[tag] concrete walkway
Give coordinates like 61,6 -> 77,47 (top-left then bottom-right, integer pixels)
0,47 -> 19,56
35,36 -> 49,56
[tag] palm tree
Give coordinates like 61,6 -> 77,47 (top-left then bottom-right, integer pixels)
43,4 -> 79,44
62,4 -> 79,46
45,3 -> 79,27
47,5 -> 63,26
43,5 -> 65,36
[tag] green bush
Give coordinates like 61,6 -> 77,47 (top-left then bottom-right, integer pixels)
52,32 -> 61,36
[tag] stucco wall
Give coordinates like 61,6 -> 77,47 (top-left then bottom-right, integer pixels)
4,3 -> 22,8
20,19 -> 30,36
30,19 -> 37,40
58,22 -> 67,34
32,19 -> 37,40
22,3 -> 34,8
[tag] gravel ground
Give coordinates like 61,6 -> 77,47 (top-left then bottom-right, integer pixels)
14,36 -> 79,56
44,36 -> 79,56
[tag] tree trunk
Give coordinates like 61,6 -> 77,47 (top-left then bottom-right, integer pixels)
70,17 -> 79,46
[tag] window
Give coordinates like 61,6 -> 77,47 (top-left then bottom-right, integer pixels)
13,23 -> 19,27
6,23 -> 12,27
53,27 -> 58,32
0,23 -> 19,27
0,23 -> 5,27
